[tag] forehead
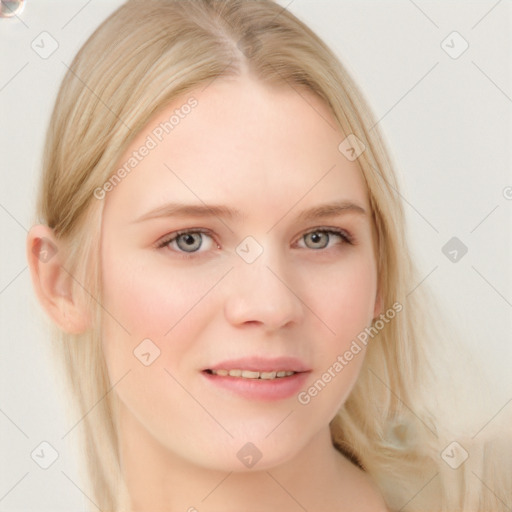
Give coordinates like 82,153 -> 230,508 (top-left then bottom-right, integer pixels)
103,75 -> 369,220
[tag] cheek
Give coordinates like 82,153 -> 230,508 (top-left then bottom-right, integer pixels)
99,250 -> 227,381
304,251 -> 378,338
98,255 -> 222,428
101,253 -> 216,337
300,252 -> 377,400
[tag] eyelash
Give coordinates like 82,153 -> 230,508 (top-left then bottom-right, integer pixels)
155,227 -> 354,259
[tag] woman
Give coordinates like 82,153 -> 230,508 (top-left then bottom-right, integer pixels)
26,1 -> 510,510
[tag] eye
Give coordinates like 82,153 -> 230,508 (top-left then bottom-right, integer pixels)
156,229 -> 216,255
155,227 -> 353,257
298,228 -> 353,250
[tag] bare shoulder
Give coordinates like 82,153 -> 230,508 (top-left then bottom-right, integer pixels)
334,451 -> 390,512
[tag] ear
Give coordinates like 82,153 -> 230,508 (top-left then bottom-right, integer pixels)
26,225 -> 91,334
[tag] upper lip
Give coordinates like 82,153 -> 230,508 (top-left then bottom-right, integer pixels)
205,356 -> 310,373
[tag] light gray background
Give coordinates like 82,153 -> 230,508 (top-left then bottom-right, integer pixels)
1,1 -> 511,510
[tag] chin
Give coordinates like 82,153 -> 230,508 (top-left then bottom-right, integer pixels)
177,435 -> 304,474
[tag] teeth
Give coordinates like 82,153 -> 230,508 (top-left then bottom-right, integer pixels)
241,370 -> 259,379
210,369 -> 297,379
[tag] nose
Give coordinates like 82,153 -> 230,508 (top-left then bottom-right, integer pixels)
223,250 -> 304,332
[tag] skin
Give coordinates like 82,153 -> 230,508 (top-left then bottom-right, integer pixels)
28,73 -> 388,511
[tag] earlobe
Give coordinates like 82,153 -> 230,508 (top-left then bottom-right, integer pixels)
26,225 -> 90,334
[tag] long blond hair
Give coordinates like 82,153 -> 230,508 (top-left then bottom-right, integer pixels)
34,1 -> 509,510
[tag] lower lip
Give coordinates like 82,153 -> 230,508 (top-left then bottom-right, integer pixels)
201,371 -> 310,401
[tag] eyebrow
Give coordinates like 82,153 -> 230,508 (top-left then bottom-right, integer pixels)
132,200 -> 367,224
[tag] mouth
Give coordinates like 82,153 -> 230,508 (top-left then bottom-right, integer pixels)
204,369 -> 297,379
201,356 -> 310,401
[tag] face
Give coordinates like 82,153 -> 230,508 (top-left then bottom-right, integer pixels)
99,74 -> 380,471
